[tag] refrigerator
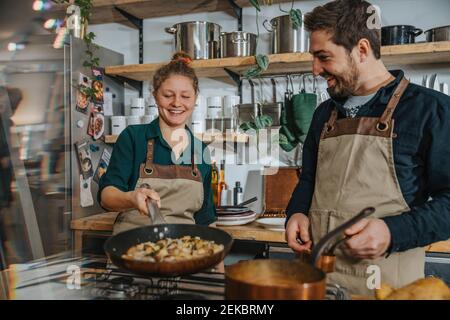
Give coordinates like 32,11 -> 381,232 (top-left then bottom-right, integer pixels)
0,35 -> 124,261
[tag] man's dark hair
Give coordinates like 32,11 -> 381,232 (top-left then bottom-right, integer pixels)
304,0 -> 381,59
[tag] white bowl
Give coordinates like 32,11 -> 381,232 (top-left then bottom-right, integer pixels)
255,217 -> 286,231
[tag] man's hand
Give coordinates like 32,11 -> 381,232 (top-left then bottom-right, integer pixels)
285,212 -> 312,253
343,218 -> 391,259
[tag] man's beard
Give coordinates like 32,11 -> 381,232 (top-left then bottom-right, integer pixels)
322,56 -> 359,99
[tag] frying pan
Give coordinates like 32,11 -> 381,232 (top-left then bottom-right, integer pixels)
104,224 -> 233,276
225,207 -> 376,299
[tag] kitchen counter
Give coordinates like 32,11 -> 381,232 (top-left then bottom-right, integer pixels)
70,212 -> 450,254
70,212 -> 285,253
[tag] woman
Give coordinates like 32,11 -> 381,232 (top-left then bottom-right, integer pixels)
98,52 -> 216,235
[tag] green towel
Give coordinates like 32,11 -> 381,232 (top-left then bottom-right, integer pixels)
291,92 -> 317,143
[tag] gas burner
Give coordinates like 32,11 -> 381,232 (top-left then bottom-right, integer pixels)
92,276 -> 140,300
326,284 -> 351,300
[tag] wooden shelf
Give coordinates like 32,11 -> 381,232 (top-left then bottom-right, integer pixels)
47,0 -> 292,26
105,41 -> 450,81
104,132 -> 249,144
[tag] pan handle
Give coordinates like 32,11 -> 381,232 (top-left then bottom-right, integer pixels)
309,207 -> 376,267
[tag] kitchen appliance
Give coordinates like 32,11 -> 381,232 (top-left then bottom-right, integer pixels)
424,26 -> 450,42
4,253 -> 351,300
220,31 -> 257,57
165,21 -> 222,60
381,25 -> 422,45
225,207 -> 376,299
104,223 -> 233,276
264,14 -> 309,54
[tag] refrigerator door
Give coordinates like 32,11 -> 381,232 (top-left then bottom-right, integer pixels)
67,36 -> 124,221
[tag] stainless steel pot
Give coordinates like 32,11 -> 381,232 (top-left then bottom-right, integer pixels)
264,14 -> 309,54
425,25 -> 450,42
220,31 -> 257,58
259,78 -> 282,127
381,25 -> 422,45
236,79 -> 260,125
165,21 -> 222,60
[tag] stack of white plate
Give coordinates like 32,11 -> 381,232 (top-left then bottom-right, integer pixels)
255,217 -> 286,231
216,207 -> 256,226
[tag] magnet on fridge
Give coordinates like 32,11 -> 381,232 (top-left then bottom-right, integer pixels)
77,120 -> 84,128
83,182 -> 88,188
89,144 -> 100,152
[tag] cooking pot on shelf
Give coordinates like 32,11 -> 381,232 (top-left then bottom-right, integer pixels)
381,25 -> 423,45
263,14 -> 310,54
424,25 -> 450,42
225,207 -> 376,300
220,31 -> 257,58
165,21 -> 222,60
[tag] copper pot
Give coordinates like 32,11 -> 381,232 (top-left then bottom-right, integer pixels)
225,207 -> 376,300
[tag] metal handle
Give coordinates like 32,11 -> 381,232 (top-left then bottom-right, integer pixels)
309,207 -> 376,267
263,19 -> 274,32
140,183 -> 165,224
165,26 -> 177,34
412,28 -> 423,37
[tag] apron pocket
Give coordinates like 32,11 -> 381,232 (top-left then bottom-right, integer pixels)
309,209 -> 331,246
113,209 -> 152,235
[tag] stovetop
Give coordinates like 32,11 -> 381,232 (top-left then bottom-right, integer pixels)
3,254 -> 350,300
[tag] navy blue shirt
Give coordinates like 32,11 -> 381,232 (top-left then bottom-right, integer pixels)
286,70 -> 450,253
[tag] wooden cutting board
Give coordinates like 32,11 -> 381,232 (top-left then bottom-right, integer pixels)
262,167 -> 301,215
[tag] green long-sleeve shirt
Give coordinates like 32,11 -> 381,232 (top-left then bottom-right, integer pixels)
98,118 -> 216,225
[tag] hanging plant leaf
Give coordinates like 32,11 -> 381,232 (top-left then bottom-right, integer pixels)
255,54 -> 269,71
278,133 -> 290,146
250,0 -> 261,12
289,9 -> 302,29
259,114 -> 273,127
243,65 -> 262,79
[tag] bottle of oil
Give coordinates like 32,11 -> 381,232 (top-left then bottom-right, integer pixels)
217,164 -> 228,207
211,161 -> 219,207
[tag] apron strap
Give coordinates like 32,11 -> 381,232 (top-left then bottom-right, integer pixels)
322,108 -> 339,138
144,137 -> 198,174
144,139 -> 155,173
377,77 -> 409,131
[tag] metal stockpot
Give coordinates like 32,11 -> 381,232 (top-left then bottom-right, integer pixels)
381,25 -> 422,45
264,14 -> 310,54
425,25 -> 450,42
165,21 -> 222,60
220,31 -> 257,57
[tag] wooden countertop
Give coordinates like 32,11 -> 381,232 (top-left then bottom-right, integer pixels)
71,212 -> 286,243
70,212 -> 450,252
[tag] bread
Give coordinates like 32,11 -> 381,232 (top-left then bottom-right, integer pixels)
375,278 -> 450,300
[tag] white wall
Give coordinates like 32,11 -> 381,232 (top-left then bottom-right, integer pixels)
88,0 -> 450,213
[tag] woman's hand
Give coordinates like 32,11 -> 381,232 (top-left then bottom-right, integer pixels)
126,187 -> 161,216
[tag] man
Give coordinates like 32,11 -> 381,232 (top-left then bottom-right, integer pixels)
285,0 -> 450,296
0,86 -> 22,270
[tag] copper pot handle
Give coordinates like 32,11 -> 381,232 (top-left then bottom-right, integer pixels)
309,207 -> 376,268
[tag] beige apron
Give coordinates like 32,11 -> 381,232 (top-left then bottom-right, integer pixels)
113,139 -> 204,235
309,78 -> 424,296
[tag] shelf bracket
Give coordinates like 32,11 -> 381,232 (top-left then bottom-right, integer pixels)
224,68 -> 243,98
110,75 -> 143,97
228,0 -> 243,31
114,7 -> 144,97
